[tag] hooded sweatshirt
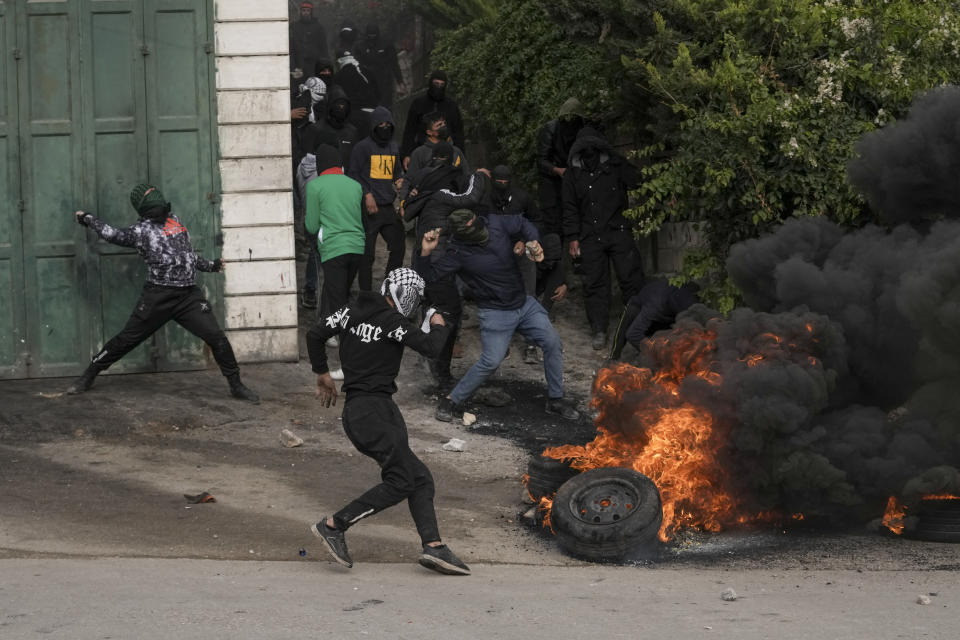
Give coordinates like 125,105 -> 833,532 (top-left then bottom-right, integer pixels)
308,85 -> 358,167
348,105 -> 400,205
306,290 -> 450,398
561,128 -> 639,241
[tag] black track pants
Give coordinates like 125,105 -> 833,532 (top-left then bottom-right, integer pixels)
91,283 -> 239,377
359,203 -> 406,290
332,394 -> 441,545
579,230 -> 644,334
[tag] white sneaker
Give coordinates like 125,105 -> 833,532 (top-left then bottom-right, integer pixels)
329,368 -> 344,381
326,336 -> 339,348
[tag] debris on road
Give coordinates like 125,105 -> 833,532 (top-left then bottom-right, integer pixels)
917,594 -> 932,605
183,492 -> 216,504
462,412 -> 477,426
720,588 -> 738,601
281,428 -> 304,448
442,438 -> 466,452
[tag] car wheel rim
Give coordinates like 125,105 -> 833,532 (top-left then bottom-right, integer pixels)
569,479 -> 643,525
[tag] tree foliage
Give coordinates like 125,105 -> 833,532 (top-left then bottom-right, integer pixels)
428,0 -> 960,310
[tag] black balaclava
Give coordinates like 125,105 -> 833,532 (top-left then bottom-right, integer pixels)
339,22 -> 357,48
371,121 -> 394,146
327,98 -> 349,127
427,70 -> 448,101
430,141 -> 453,166
314,59 -> 334,84
581,147 -> 600,172
491,164 -> 512,207
365,24 -> 380,48
314,144 -> 342,173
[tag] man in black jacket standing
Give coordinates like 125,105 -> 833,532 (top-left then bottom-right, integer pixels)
357,23 -> 405,110
67,184 -> 258,403
562,128 -> 644,351
306,267 -> 470,576
537,97 -> 586,236
289,2 -> 328,80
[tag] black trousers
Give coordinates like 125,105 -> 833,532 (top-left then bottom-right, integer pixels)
359,203 -> 406,290
579,230 -> 644,334
424,273 -> 462,376
333,394 -> 441,545
319,252 -> 362,320
91,283 -> 239,377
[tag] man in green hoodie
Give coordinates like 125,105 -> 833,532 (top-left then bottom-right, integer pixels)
305,144 -> 366,323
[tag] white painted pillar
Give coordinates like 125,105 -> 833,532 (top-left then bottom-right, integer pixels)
214,0 -> 298,362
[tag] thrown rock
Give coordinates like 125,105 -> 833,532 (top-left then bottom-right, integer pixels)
462,412 -> 477,427
184,491 -> 216,504
917,595 -> 932,605
280,428 -> 304,448
442,438 -> 466,452
720,588 -> 738,601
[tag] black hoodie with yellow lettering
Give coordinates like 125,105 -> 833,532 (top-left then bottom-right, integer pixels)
347,105 -> 400,206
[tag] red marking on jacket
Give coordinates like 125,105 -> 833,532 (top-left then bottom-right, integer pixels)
162,218 -> 187,237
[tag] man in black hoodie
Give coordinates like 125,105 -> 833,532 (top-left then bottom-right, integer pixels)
357,23 -> 405,110
562,127 -> 644,351
334,49 -> 379,138
400,70 -> 465,170
348,106 -> 404,291
306,267 -> 470,576
67,184 -> 258,403
308,84 -> 359,169
401,143 -> 488,386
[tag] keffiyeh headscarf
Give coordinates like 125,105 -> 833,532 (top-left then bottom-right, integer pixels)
380,268 -> 425,318
298,76 -> 327,122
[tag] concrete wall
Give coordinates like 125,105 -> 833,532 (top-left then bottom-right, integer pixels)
214,0 -> 298,362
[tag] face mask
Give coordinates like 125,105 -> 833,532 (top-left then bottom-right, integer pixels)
428,83 -> 446,101
492,181 -> 510,194
452,215 -> 489,245
372,123 -> 394,144
435,125 -> 451,140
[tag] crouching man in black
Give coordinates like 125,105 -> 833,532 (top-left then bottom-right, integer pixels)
306,266 -> 471,575
67,183 -> 259,403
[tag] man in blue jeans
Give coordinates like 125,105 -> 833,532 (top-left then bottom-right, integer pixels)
414,209 -> 580,422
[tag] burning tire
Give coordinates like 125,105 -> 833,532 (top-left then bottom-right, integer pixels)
525,454 -> 580,501
551,468 -> 662,561
913,499 -> 960,543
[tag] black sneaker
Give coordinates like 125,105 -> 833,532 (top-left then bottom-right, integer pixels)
418,544 -> 470,575
545,397 -> 580,421
311,519 -> 353,568
435,397 -> 464,423
227,375 -> 260,404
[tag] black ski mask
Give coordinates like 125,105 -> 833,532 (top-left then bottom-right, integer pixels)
372,122 -> 394,145
427,71 -> 448,101
327,100 -> 349,126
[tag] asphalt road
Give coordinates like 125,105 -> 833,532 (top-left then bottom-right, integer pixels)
2,558 -> 956,640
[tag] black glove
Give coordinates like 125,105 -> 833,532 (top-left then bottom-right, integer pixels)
212,259 -> 223,272
75,211 -> 93,227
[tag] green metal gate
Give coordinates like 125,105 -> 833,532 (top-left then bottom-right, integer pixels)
0,0 -> 219,380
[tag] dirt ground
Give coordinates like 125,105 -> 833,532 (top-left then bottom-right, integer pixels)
2,239 -> 959,573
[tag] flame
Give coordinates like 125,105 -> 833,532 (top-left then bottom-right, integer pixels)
882,496 -> 906,534
535,321 -> 834,542
921,494 -> 960,501
538,495 -> 555,532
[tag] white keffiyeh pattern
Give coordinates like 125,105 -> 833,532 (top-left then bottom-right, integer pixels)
380,267 -> 425,318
